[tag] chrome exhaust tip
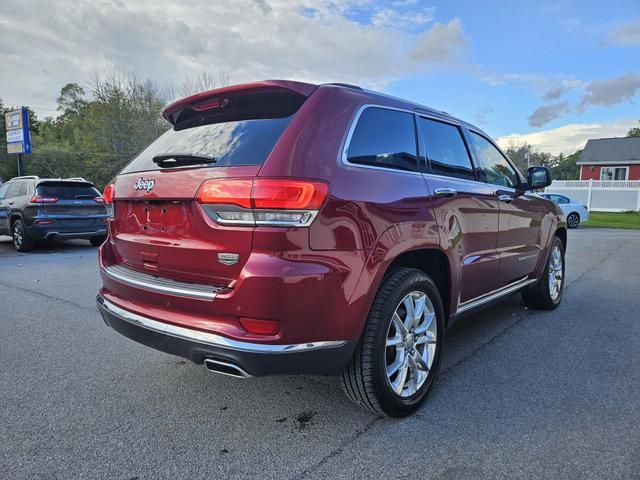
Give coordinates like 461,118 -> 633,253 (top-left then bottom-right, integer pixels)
203,358 -> 252,379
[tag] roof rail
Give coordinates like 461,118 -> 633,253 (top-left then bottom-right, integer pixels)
324,82 -> 363,91
12,175 -> 39,180
66,177 -> 87,181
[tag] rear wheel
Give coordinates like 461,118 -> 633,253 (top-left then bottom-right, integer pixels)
12,219 -> 35,252
90,235 -> 107,247
522,236 -> 565,310
567,212 -> 580,229
341,268 -> 445,417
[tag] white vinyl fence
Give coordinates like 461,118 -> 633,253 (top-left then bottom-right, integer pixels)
545,180 -> 640,212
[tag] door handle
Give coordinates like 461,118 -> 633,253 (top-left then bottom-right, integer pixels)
497,194 -> 512,203
8,202 -> 14,206
434,188 -> 457,198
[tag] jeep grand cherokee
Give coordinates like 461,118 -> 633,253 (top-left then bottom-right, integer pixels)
96,80 -> 566,417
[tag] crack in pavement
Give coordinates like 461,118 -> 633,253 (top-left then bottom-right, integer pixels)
0,278 -> 96,313
291,416 -> 383,480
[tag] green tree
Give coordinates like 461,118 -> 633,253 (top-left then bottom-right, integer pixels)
627,121 -> 640,138
23,72 -> 170,188
551,150 -> 581,180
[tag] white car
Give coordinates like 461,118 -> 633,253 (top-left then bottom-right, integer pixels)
540,193 -> 589,229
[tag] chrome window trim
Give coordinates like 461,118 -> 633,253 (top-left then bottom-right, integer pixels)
340,104 -> 423,176
103,264 -> 224,301
97,296 -> 348,354
466,128 -> 527,187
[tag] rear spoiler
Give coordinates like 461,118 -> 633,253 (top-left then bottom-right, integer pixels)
162,80 -> 318,130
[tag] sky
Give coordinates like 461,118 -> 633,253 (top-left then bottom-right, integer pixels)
0,0 -> 639,155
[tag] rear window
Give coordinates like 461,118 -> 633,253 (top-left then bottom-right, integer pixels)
121,116 -> 293,174
37,183 -> 100,199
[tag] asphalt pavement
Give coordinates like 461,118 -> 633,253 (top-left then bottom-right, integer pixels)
1,229 -> 639,479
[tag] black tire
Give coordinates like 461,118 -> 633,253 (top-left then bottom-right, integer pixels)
90,235 -> 107,247
12,219 -> 35,252
341,268 -> 445,417
522,236 -> 565,310
567,212 -> 580,229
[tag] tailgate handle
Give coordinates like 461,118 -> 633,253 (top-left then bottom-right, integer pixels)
143,260 -> 158,271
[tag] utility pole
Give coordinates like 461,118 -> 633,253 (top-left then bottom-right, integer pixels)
17,154 -> 24,176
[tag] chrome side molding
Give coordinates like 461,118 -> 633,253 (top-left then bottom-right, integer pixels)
457,277 -> 537,314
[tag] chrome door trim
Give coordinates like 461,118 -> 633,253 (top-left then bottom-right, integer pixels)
457,276 -> 537,314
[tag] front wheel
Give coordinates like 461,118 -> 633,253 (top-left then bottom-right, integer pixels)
341,268 -> 445,417
567,212 -> 580,229
522,236 -> 565,310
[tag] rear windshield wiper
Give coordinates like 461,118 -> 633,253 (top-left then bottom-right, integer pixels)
152,153 -> 217,168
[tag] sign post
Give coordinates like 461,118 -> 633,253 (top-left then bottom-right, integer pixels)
5,108 -> 32,176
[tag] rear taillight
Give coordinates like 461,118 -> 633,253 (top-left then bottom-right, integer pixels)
196,178 -> 328,227
31,196 -> 58,203
103,184 -> 115,217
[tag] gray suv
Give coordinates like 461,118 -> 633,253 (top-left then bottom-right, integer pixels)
0,176 -> 108,252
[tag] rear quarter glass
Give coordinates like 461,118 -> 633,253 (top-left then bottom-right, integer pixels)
120,116 -> 294,174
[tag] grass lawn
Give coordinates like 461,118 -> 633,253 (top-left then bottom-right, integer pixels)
583,211 -> 640,230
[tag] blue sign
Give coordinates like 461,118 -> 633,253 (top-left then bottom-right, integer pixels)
5,107 -> 32,155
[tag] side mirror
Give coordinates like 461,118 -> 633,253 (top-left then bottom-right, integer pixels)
527,166 -> 552,190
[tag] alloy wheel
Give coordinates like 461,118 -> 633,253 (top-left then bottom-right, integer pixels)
385,291 -> 437,398
13,223 -> 23,249
548,244 -> 563,301
567,214 -> 579,228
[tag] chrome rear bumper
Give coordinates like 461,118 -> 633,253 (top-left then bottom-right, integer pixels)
96,295 -> 356,376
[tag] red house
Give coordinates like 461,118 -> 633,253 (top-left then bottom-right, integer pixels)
578,137 -> 640,180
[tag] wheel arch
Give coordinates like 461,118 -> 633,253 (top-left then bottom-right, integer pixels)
9,211 -> 25,227
556,226 -> 567,249
382,249 -> 452,319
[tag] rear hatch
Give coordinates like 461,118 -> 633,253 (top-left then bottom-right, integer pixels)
33,181 -> 106,225
107,81 -> 316,286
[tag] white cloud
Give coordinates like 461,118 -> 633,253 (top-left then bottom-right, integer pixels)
371,6 -> 435,29
410,18 -> 467,62
608,22 -> 640,46
497,119 -> 635,155
0,0 -> 466,113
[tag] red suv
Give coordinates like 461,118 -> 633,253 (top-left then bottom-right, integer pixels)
97,80 -> 566,417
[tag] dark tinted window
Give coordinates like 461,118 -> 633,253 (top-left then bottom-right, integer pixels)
469,132 -> 520,188
420,118 -> 475,181
37,183 -> 100,199
346,108 -> 418,172
121,116 -> 294,174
